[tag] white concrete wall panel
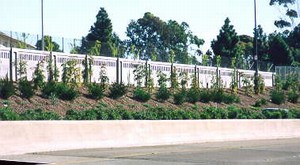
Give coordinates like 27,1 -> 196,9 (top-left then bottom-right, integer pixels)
0,48 -> 274,87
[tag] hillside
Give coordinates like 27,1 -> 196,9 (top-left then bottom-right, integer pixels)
0,86 -> 299,117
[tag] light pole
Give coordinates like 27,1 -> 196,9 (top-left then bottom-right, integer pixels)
41,0 -> 44,51
254,0 -> 259,94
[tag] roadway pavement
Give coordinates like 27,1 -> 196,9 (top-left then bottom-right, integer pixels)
0,138 -> 300,165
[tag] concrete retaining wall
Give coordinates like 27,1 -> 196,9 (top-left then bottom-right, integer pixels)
0,120 -> 299,155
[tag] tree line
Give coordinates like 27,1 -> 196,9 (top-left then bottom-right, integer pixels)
34,1 -> 300,68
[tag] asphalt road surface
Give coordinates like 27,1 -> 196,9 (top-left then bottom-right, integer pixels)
1,138 -> 300,165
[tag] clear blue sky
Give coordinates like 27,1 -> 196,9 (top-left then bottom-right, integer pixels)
0,0 -> 279,51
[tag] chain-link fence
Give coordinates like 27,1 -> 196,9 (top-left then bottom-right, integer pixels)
210,56 -> 274,72
275,66 -> 300,81
0,30 -> 81,53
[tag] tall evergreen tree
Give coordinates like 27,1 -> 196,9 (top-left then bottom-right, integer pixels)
81,7 -> 113,56
211,18 -> 239,59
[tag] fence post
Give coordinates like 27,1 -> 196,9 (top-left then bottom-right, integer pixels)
116,57 -> 119,84
9,48 -> 13,81
14,52 -> 18,81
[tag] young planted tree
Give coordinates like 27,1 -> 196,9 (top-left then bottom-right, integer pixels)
62,60 -> 82,88
132,63 -> 152,102
145,63 -> 154,93
230,57 -> 238,94
32,60 -> 45,89
99,64 -> 109,88
46,54 -> 59,82
82,54 -> 94,84
133,64 -> 146,87
17,58 -> 27,80
173,71 -> 189,105
241,74 -> 253,96
170,66 -> 179,92
212,55 -> 222,89
156,70 -> 170,102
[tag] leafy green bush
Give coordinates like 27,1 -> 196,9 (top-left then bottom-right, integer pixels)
223,93 -> 240,104
156,85 -> 170,102
32,61 -> 45,90
0,107 -> 19,120
199,89 -> 212,103
287,90 -> 299,103
253,98 -> 268,107
270,89 -> 285,105
133,87 -> 151,102
282,75 -> 298,90
186,87 -> 200,103
201,107 -> 228,119
116,108 -> 134,120
0,78 -> 15,99
65,109 -> 83,120
211,88 -> 224,103
87,83 -> 105,100
227,106 -> 264,119
56,83 -> 79,101
262,109 -> 292,119
173,89 -> 186,105
20,109 -> 60,120
42,82 -> 78,101
109,82 -> 127,99
290,109 -> 300,118
41,81 -> 57,98
18,79 -> 34,99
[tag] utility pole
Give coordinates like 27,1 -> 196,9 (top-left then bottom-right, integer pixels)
41,0 -> 44,51
254,0 -> 259,94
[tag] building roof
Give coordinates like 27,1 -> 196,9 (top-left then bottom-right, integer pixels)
0,32 -> 36,49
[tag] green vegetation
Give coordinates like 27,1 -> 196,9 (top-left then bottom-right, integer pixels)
18,78 -> 34,99
109,82 -> 127,99
253,98 -> 268,107
270,89 -> 285,105
87,83 -> 105,100
173,89 -> 187,105
155,71 -> 170,102
0,77 -> 15,99
41,82 -> 78,101
156,85 -> 170,102
1,106 -> 299,121
133,87 -> 151,102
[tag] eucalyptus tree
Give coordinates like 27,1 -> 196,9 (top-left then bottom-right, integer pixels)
269,0 -> 300,31
287,23 -> 300,65
126,12 -> 204,64
126,12 -> 165,61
